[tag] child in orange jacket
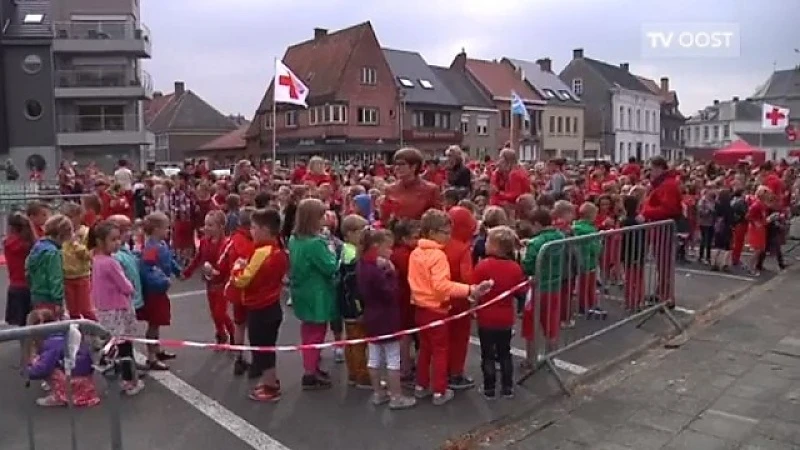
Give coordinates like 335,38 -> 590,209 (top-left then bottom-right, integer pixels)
408,209 -> 493,406
442,206 -> 476,391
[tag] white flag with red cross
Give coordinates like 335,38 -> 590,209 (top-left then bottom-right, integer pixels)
274,60 -> 309,107
762,103 -> 790,129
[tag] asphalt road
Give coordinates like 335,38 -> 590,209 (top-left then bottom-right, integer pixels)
0,249 -> 790,450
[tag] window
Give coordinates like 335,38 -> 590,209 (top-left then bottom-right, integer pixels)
627,107 -> 632,129
476,116 -> 488,135
645,111 -> 650,131
627,142 -> 632,158
636,109 -> 641,131
24,100 -> 43,120
262,113 -> 273,130
309,107 -> 319,125
619,142 -> 624,157
645,143 -> 649,156
23,14 -> 44,24
571,78 -> 583,96
680,128 -> 684,143
311,104 -> 348,125
542,89 -> 556,99
619,106 -> 624,129
557,117 -> 563,134
573,116 -> 578,134
357,107 -> 379,125
557,90 -> 571,101
418,79 -> 433,89
549,115 -> 555,134
412,111 -> 450,129
661,128 -> 666,140
703,125 -> 709,140
501,110 -> 511,128
565,117 -> 571,134
713,125 -> 719,140
22,55 -> 42,74
285,111 -> 297,127
155,134 -> 169,150
398,77 -> 414,88
360,67 -> 376,85
723,123 -> 730,138
461,115 -> 469,134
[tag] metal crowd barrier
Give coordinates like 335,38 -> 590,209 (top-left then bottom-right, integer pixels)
0,193 -> 91,250
522,220 -> 683,393
0,320 -> 124,450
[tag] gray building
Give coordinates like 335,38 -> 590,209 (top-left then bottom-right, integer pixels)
382,48 -> 462,156
51,0 -> 154,171
1,0 -> 58,178
430,65 -> 497,160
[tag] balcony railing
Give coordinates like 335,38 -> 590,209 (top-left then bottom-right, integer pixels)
55,66 -> 151,89
57,114 -> 142,133
53,20 -> 149,41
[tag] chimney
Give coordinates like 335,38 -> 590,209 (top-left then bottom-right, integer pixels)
174,81 -> 185,96
619,62 -> 629,72
573,48 -> 584,60
660,77 -> 669,93
153,91 -> 162,98
536,58 -> 552,73
451,49 -> 467,71
713,99 -> 719,105
314,28 -> 328,40
732,96 -> 739,102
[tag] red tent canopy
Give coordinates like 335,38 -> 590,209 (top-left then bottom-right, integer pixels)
713,140 -> 766,165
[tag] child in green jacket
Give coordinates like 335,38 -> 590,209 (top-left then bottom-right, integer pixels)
521,209 -> 565,355
288,198 -> 339,391
26,215 -> 74,316
571,203 -> 604,318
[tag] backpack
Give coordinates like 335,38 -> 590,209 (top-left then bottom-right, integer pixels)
731,197 -> 748,225
337,259 -> 362,320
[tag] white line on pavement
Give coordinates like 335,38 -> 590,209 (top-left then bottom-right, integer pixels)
673,306 -> 696,315
170,289 -> 207,299
467,337 -> 588,376
676,267 -> 756,282
133,351 -> 292,450
705,409 -> 759,424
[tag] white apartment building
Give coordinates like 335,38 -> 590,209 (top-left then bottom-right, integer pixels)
612,87 -> 661,162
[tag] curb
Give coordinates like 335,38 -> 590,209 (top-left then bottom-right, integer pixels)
446,270 -> 776,450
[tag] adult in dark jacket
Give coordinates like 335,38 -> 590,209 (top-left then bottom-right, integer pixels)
445,146 -> 472,198
642,156 -> 681,306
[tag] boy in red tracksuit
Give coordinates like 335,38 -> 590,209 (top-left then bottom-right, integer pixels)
217,208 -> 256,377
389,220 -> 419,383
183,210 -> 233,345
442,206 -> 476,390
473,225 -> 527,399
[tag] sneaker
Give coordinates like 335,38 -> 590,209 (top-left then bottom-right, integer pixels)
448,375 -> 475,391
36,395 -> 65,407
432,389 -> 454,406
156,351 -> 176,361
247,365 -> 264,380
501,386 -> 514,399
316,370 -> 331,382
414,385 -> 431,399
349,380 -> 373,390
333,348 -> 345,363
301,374 -> 332,390
249,385 -> 281,402
233,358 -> 249,377
389,395 -> 417,410
482,388 -> 497,401
122,380 -> 145,396
371,392 -> 390,406
40,381 -> 51,392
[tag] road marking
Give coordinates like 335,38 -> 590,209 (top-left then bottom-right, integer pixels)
676,267 -> 756,282
170,289 -> 206,299
705,409 -> 759,424
133,351 -> 291,450
467,337 -> 588,375
673,306 -> 696,315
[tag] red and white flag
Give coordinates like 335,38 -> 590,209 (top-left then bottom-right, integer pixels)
762,103 -> 790,129
274,60 -> 309,107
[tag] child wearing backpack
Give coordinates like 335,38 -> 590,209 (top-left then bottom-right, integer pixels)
338,214 -> 371,389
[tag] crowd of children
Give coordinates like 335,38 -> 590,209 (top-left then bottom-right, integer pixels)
4,149 -> 797,411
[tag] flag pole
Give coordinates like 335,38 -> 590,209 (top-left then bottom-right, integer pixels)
509,101 -> 515,151
272,58 -> 278,167
759,99 -> 764,152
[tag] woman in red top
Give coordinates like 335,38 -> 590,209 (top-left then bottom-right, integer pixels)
381,148 -> 440,221
595,194 -> 620,283
746,186 -> 770,275
3,212 -> 35,328
303,156 -> 333,187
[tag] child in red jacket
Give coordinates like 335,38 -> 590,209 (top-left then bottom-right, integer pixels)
389,219 -> 419,383
473,225 -> 527,399
443,206 -> 477,390
183,210 -> 233,345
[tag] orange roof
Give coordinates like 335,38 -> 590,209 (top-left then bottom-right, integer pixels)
465,58 -> 541,102
197,125 -> 248,151
144,93 -> 176,127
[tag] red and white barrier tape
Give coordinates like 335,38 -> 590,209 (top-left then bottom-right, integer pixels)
116,280 -> 530,353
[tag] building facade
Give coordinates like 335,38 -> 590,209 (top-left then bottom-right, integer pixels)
51,0 -> 154,171
637,76 -> 686,161
748,67 -> 800,159
504,57 -> 585,161
0,0 -> 58,177
559,49 -> 660,162
245,23 -> 400,166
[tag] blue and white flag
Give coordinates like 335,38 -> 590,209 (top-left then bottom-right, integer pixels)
510,91 -> 530,120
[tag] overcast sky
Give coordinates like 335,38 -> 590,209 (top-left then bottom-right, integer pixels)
142,0 -> 800,119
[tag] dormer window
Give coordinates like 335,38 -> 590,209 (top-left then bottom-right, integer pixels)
557,90 -> 572,101
398,77 -> 414,88
542,89 -> 556,99
23,14 -> 45,24
419,79 -> 433,89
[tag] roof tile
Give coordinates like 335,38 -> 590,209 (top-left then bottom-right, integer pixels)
505,58 -> 581,104
197,125 -> 248,151
430,66 -> 494,109
147,90 -> 237,133
464,58 -> 541,102
382,48 -> 459,106
582,58 -> 651,93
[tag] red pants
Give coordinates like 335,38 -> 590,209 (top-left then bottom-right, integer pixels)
624,265 -> 645,310
652,231 -> 674,303
65,277 -> 96,321
207,286 -> 234,339
731,223 -> 747,265
447,299 -> 471,377
523,290 -> 560,342
560,279 -> 573,322
577,271 -> 597,311
416,308 -> 449,394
